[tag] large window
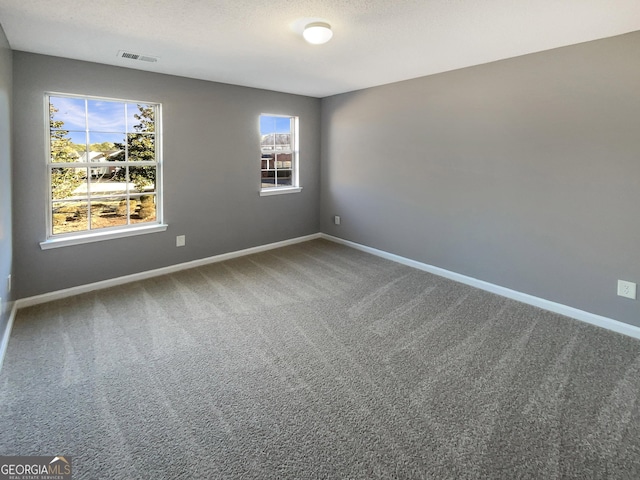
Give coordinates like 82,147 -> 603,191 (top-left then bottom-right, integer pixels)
260,114 -> 300,195
46,94 -> 162,244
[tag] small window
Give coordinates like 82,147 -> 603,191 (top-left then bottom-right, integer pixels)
46,94 -> 163,242
260,114 -> 300,195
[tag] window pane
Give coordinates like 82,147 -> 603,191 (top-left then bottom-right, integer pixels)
261,153 -> 273,171
69,132 -> 89,160
130,194 -> 156,224
49,97 -> 86,131
260,115 -> 290,134
273,152 -> 292,187
88,132 -> 126,161
276,170 -> 293,187
275,153 -> 292,169
275,116 -> 291,133
87,100 -> 126,132
128,166 -> 156,193
127,133 -> 155,161
261,132 -> 292,152
51,130 -> 88,163
262,169 -> 275,188
51,167 -> 87,200
260,115 -> 291,151
260,116 -> 276,149
260,115 -> 276,133
90,167 -> 127,195
127,104 -> 155,132
52,200 -> 88,235
90,197 -> 129,230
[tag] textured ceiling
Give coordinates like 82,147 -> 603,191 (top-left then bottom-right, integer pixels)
1,0 -> 639,97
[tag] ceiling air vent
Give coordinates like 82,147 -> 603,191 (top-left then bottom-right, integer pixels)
117,50 -> 159,63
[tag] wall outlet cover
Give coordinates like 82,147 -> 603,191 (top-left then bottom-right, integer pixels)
617,280 -> 637,300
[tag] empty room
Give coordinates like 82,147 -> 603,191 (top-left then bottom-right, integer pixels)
1,1 -> 639,478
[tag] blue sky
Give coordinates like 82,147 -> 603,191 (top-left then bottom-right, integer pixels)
49,96 -> 151,144
260,115 -> 291,135
50,97 -> 287,143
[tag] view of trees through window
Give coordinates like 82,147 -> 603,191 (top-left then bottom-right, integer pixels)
48,95 -> 160,236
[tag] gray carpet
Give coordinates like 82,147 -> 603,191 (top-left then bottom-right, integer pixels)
2,239 -> 640,479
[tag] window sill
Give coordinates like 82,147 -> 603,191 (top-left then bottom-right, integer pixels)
40,224 -> 168,250
259,187 -> 302,197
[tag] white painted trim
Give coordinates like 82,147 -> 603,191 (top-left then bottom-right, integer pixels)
321,234 -> 640,341
13,231 -> 640,344
18,233 -> 322,309
40,224 -> 168,250
259,187 -> 302,197
0,302 -> 18,373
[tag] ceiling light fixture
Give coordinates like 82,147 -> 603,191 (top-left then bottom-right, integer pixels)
303,22 -> 333,45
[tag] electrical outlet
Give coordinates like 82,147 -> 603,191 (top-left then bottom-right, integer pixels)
334,215 -> 341,225
176,235 -> 186,247
617,280 -> 637,300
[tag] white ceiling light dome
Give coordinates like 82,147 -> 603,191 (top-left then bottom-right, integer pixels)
303,22 -> 333,45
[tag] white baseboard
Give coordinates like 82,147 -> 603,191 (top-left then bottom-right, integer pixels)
16,233 -> 322,309
321,234 -> 640,341
0,301 -> 18,372
6,230 -> 639,362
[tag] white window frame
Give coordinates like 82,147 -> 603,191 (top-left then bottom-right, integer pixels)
259,113 -> 302,196
41,92 -> 167,250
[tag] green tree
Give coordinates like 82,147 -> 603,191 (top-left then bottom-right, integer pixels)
112,105 -> 156,191
90,141 -> 116,152
50,103 -> 84,199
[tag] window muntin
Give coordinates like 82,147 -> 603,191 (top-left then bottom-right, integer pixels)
260,114 -> 299,191
47,94 -> 161,238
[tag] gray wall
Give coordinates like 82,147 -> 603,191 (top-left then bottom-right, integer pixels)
13,52 -> 320,299
321,32 -> 640,326
0,24 -> 13,333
